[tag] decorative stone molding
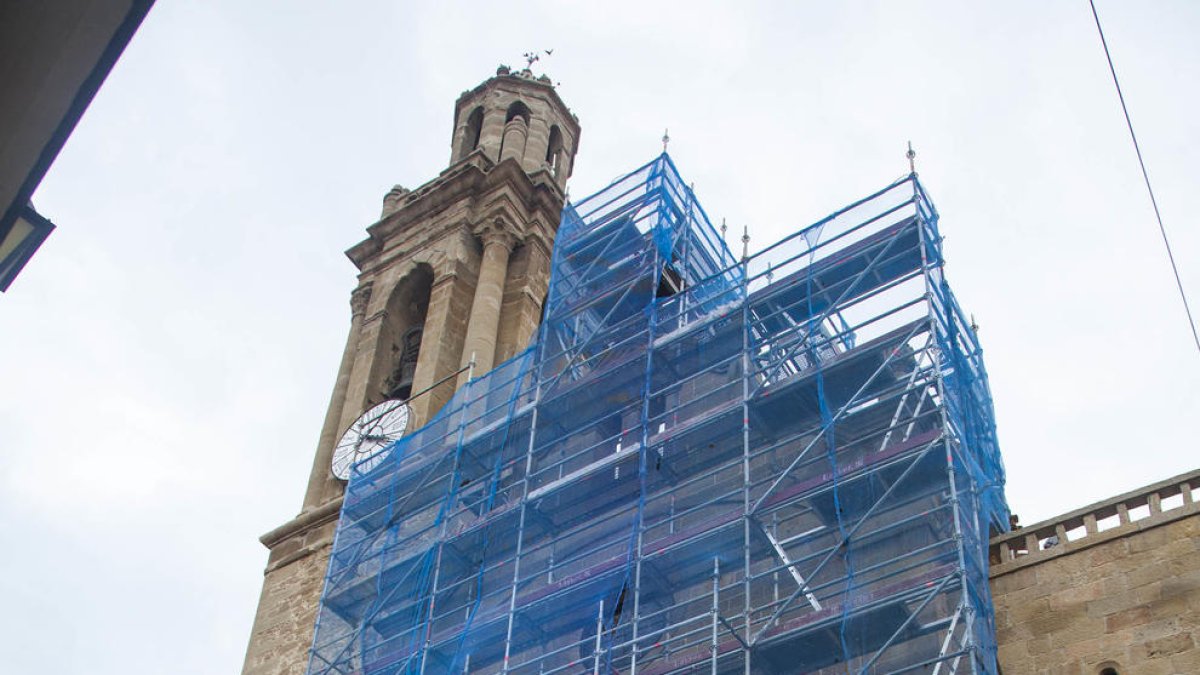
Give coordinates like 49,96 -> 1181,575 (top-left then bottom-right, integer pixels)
363,309 -> 389,326
260,497 -> 344,550
349,282 -> 373,317
474,217 -> 521,252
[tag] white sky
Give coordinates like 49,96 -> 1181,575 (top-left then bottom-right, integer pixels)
1,2 -> 1197,673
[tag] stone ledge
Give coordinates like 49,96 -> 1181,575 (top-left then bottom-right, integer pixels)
260,497 -> 344,550
265,537 -> 336,574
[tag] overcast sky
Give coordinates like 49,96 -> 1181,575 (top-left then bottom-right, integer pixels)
1,2 -> 1197,673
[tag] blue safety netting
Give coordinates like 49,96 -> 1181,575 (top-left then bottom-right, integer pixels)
307,154 -> 1009,675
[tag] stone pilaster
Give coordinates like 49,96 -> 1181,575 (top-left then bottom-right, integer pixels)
496,234 -> 551,363
458,221 -> 519,387
407,259 -> 476,427
303,282 -> 372,510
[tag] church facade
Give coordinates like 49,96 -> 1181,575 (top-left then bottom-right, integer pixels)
242,71 -> 1199,675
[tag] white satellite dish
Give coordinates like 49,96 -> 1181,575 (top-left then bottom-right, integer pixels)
331,399 -> 411,480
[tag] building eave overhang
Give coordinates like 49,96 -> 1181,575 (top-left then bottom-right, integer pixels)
0,1 -> 156,292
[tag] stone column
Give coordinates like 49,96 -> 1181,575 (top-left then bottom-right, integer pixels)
458,224 -> 518,387
406,263 -> 475,427
302,282 -> 372,510
522,118 -> 550,174
499,119 -> 529,164
479,110 -> 506,162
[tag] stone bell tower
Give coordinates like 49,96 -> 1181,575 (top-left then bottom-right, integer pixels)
241,68 -> 580,675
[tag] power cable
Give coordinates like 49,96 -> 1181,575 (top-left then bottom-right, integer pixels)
1088,0 -> 1200,356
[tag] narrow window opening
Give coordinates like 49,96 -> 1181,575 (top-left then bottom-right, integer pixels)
546,124 -> 564,173
461,107 -> 484,159
1099,668 -> 1119,675
505,100 -> 531,125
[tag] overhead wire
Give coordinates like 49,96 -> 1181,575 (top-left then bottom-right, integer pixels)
1088,0 -> 1200,356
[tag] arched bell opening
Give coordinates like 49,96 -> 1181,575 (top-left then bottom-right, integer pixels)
499,100 -> 532,162
545,124 -> 564,176
370,264 -> 434,404
457,106 -> 484,161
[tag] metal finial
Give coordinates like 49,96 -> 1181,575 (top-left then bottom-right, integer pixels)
720,218 -> 727,240
970,314 -> 980,333
741,225 -> 750,262
906,141 -> 917,174
662,129 -> 670,153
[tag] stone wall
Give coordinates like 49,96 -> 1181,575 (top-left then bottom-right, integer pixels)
990,469 -> 1200,675
242,513 -> 338,675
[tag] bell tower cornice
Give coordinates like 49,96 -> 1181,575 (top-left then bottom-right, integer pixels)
346,156 -> 563,274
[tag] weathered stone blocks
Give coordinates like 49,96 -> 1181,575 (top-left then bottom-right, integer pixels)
992,512 -> 1199,674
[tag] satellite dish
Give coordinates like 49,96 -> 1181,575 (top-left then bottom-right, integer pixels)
331,399 -> 411,480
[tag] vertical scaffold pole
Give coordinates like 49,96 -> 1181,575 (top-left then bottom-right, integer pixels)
681,180 -> 694,322
631,162 -> 671,675
593,600 -> 605,675
711,557 -> 720,675
501,357 -> 542,673
740,252 -> 753,675
914,176 -> 973,672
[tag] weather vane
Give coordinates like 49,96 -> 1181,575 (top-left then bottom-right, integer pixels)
522,49 -> 553,71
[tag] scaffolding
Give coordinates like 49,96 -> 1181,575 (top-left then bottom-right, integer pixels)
307,154 -> 1009,675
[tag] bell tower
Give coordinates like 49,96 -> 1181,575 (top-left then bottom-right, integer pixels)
241,68 -> 580,675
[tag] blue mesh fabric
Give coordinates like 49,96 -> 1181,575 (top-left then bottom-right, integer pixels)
306,154 -> 1009,675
